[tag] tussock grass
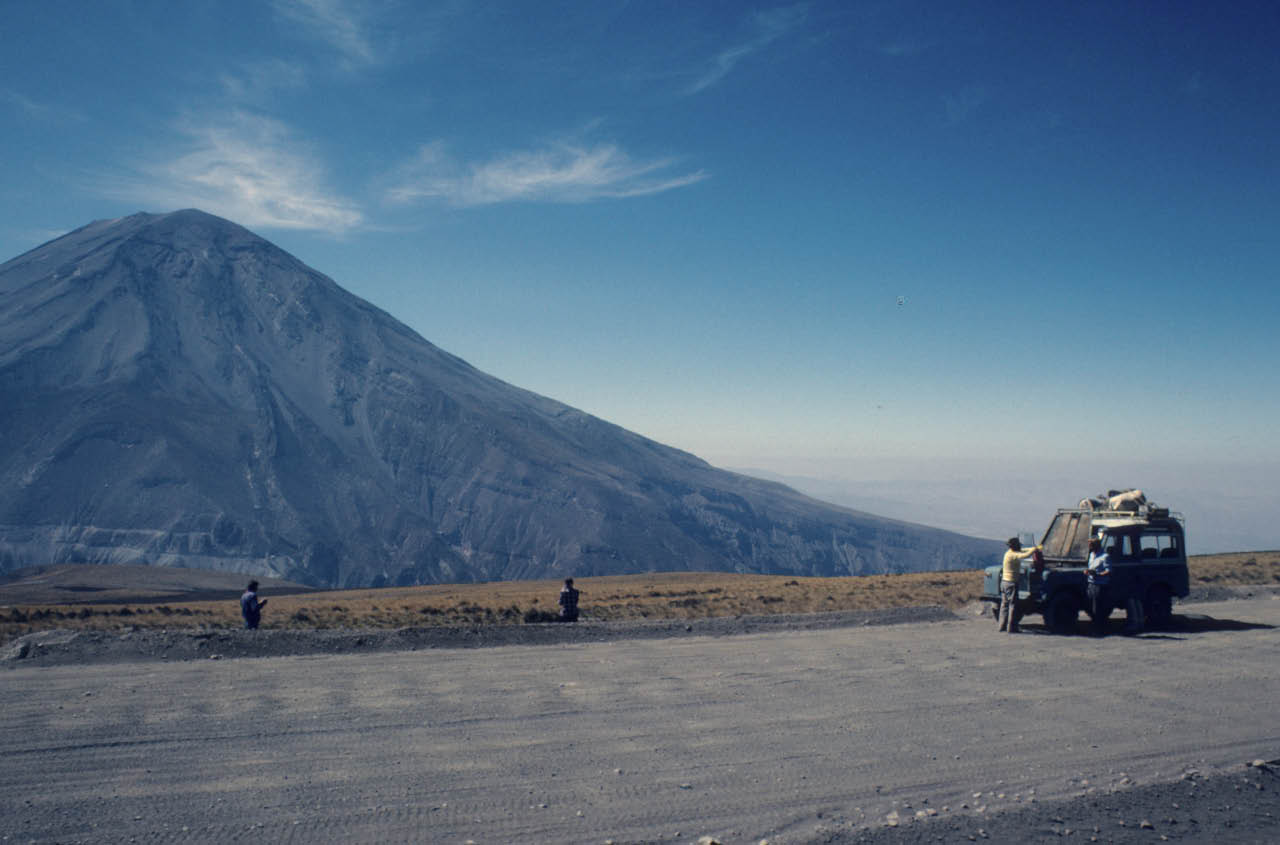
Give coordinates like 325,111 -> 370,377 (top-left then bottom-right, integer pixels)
1187,551 -> 1280,585
2,552 -> 1275,644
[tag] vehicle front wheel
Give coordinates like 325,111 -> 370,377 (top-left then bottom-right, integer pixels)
1046,591 -> 1081,635
1146,584 -> 1174,629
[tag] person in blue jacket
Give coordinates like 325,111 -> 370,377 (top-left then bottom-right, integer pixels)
240,580 -> 268,629
1086,537 -> 1111,635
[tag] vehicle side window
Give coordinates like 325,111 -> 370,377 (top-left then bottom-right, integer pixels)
1141,530 -> 1181,559
1108,534 -> 1136,561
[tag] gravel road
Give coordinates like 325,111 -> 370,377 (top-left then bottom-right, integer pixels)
3,596 -> 1278,844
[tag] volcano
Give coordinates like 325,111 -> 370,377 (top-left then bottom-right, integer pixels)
0,210 -> 1000,586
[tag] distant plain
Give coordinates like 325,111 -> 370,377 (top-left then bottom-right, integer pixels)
2,552 -> 1276,644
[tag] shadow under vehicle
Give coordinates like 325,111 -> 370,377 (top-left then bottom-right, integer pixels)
981,505 -> 1189,634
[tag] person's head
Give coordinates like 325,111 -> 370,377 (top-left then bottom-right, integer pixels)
247,580 -> 259,592
1007,537 -> 1022,551
1088,538 -> 1101,553
564,578 -> 574,587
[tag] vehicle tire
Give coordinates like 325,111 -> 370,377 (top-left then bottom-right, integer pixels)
1146,584 -> 1173,630
1046,591 -> 1081,635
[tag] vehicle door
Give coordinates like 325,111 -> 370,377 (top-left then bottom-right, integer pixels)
1105,531 -> 1141,605
1137,526 -> 1189,597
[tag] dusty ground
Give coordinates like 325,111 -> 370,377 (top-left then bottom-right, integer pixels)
834,762 -> 1280,844
3,592 -> 1278,844
0,605 -> 955,666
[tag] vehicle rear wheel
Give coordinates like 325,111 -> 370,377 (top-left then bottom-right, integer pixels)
1146,584 -> 1173,629
1046,591 -> 1080,635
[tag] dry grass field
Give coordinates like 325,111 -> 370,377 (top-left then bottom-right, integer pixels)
2,552 -> 1277,645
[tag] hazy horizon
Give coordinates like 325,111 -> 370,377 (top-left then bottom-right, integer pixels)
724,456 -> 1279,554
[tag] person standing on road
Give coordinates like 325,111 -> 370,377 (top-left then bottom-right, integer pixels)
240,580 -> 268,630
999,538 -> 1040,633
1086,537 -> 1112,636
558,578 -> 580,622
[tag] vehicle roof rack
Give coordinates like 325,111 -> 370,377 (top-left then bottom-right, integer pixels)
1055,506 -> 1184,523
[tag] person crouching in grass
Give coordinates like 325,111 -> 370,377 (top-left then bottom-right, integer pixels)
558,578 -> 580,622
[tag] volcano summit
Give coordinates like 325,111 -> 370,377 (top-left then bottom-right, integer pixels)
0,210 -> 999,586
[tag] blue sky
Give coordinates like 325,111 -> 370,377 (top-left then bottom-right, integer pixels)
3,1 -> 1278,545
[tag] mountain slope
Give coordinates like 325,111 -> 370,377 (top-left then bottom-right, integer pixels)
0,210 -> 1001,586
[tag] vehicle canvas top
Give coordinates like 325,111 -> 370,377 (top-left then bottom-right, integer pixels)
1040,507 -> 1185,564
1041,509 -> 1093,562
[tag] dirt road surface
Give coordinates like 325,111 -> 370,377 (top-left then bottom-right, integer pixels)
3,597 -> 1279,844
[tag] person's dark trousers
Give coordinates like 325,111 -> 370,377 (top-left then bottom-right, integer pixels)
998,580 -> 1019,632
1122,596 -> 1144,635
1087,582 -> 1109,636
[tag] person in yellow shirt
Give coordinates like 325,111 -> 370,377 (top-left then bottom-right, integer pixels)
998,537 -> 1041,633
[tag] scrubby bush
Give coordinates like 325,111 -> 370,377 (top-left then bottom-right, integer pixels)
522,608 -> 559,624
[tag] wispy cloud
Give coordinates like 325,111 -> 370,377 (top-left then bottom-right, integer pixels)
219,59 -> 309,102
105,111 -> 362,234
386,139 -> 707,206
0,89 -> 85,123
272,0 -> 379,68
687,4 -> 808,95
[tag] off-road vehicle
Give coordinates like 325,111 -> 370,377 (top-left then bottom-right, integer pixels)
981,502 -> 1189,633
